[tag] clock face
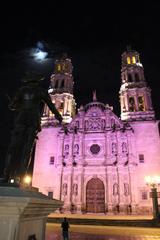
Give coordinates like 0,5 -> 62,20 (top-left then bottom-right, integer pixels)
90,144 -> 100,154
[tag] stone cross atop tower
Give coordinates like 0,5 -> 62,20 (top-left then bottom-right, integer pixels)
93,90 -> 97,102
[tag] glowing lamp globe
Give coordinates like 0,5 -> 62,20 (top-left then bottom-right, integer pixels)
23,175 -> 32,185
145,175 -> 160,187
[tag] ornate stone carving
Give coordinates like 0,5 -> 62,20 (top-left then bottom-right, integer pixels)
122,142 -> 128,154
62,183 -> 68,196
85,118 -> 106,131
73,144 -> 79,155
113,183 -> 119,196
64,144 -> 69,158
73,183 -> 78,196
112,143 -> 117,154
124,183 -> 129,196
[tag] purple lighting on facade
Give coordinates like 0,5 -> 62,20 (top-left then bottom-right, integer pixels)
32,48 -> 160,214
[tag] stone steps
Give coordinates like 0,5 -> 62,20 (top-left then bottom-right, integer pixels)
47,217 -> 159,227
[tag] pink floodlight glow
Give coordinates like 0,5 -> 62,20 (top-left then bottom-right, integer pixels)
32,48 -> 160,215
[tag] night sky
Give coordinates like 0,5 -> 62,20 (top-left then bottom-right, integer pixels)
0,2 -> 160,172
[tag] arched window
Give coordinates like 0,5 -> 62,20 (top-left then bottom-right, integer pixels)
138,96 -> 145,111
132,56 -> 136,64
128,73 -> 132,82
135,73 -> 139,82
54,80 -> 58,89
60,102 -> 64,109
57,64 -> 61,71
61,79 -> 65,88
129,97 -> 135,111
127,57 -> 131,64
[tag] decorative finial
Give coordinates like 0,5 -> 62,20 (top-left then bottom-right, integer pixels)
93,90 -> 97,102
61,52 -> 68,60
127,45 -> 131,51
79,105 -> 84,110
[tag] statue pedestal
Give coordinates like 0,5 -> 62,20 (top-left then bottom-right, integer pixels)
0,186 -> 62,240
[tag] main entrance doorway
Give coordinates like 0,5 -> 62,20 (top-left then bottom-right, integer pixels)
86,178 -> 105,213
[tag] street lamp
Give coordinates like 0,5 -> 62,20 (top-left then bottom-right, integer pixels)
145,175 -> 160,220
23,175 -> 32,189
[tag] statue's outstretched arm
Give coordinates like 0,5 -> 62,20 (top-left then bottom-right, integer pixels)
42,90 -> 62,123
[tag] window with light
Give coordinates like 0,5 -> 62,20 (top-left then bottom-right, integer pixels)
132,56 -> 136,64
127,57 -> 131,64
57,64 -> 61,71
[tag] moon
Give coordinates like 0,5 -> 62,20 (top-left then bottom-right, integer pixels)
34,50 -> 48,61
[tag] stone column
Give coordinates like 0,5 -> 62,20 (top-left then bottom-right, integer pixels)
107,167 -> 113,213
76,173 -> 82,211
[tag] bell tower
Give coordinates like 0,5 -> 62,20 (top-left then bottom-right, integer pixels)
119,47 -> 155,121
42,53 -> 76,125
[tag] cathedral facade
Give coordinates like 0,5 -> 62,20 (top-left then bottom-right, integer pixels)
32,49 -> 160,214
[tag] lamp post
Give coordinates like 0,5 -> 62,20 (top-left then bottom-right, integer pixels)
145,175 -> 160,220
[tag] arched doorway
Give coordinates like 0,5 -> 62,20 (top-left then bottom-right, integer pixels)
86,178 -> 105,213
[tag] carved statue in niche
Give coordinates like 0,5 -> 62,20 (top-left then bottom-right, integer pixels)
74,144 -> 79,155
124,183 -> 129,196
62,183 -> 68,196
113,183 -> 119,196
101,119 -> 106,130
73,183 -> 78,196
64,144 -> 69,158
76,120 -> 79,128
112,142 -> 117,154
122,142 -> 128,154
111,118 -> 115,127
85,120 -> 89,130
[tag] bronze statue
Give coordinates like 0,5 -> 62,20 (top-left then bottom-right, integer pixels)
3,72 -> 62,183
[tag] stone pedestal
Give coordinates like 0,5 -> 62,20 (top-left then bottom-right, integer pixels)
0,186 -> 63,240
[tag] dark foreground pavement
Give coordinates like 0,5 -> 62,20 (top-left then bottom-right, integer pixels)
46,223 -> 160,240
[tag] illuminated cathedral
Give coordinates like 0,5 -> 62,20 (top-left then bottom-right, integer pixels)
32,48 -> 160,214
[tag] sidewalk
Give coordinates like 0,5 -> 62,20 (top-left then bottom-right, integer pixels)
48,213 -> 157,228
49,212 -> 153,220
46,223 -> 160,238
